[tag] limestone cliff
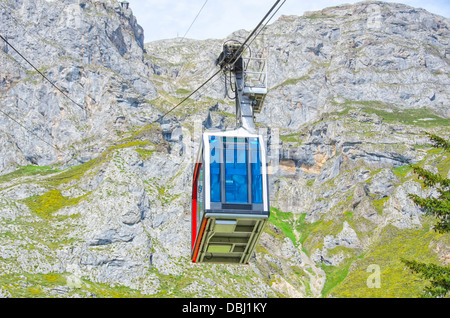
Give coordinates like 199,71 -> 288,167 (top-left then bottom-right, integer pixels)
0,0 -> 449,298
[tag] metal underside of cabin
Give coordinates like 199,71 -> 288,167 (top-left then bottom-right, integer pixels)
193,216 -> 267,264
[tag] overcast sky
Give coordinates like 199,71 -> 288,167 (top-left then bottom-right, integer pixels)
127,0 -> 450,42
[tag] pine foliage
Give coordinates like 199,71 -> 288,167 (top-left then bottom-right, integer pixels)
408,165 -> 449,233
403,133 -> 450,298
401,258 -> 450,297
426,132 -> 450,150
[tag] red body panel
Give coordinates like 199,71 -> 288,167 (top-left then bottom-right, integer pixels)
191,162 -> 201,251
191,218 -> 207,263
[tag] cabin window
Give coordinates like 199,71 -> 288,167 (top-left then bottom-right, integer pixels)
224,137 -> 248,203
209,136 -> 221,202
250,137 -> 263,204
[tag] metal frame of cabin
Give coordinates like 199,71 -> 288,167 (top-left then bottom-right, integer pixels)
191,129 -> 270,264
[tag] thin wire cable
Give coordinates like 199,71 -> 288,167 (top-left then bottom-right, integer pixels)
154,0 -> 286,122
0,0 -> 285,154
0,4 -> 85,158
0,107 -> 64,153
225,0 -> 284,70
219,0 -> 286,101
0,2 -> 114,108
0,34 -> 85,110
229,0 -> 286,94
240,0 -> 282,50
151,68 -> 222,123
180,0 -> 209,42
246,0 -> 286,49
0,45 -> 72,156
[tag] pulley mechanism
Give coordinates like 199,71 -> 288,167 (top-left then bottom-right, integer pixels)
216,41 -> 268,133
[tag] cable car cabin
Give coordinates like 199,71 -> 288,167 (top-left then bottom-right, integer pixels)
191,128 -> 269,264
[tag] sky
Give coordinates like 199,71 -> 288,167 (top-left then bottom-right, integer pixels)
127,0 -> 450,42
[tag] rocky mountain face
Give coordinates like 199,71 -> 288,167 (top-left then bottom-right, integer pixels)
0,0 -> 449,298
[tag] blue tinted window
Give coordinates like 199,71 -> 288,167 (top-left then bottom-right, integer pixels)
209,136 -> 221,202
250,138 -> 263,204
225,138 -> 248,203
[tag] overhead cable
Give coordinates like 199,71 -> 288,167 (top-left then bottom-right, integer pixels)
180,0 -> 209,42
0,34 -> 85,110
225,0 -> 285,70
151,68 -> 222,124
246,0 -> 286,49
0,108 -> 63,154
156,0 -> 286,121
0,0 -> 286,155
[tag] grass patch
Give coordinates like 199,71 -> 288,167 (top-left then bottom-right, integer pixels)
392,165 -> 413,181
42,139 -> 155,188
280,132 -> 301,144
18,125 -> 164,221
42,158 -> 100,188
304,13 -> 336,20
0,165 -> 60,184
329,224 -> 445,297
434,149 -> 450,177
296,216 -> 340,255
269,207 -> 297,245
329,101 -> 449,128
23,189 -> 88,219
135,148 -> 155,160
361,106 -> 450,128
372,196 -> 389,214
0,272 -> 145,298
269,207 -> 343,255
108,140 -> 148,152
321,253 -> 364,297
0,273 -> 66,297
270,75 -> 310,91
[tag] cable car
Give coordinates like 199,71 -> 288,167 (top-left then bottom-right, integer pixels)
191,42 -> 269,264
191,128 -> 269,264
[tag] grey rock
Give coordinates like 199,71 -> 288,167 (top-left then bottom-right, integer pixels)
384,180 -> 427,229
364,168 -> 398,199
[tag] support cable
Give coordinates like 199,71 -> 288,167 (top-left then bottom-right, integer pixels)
225,0 -> 285,70
151,68 -> 222,124
0,34 -> 85,110
180,0 -> 209,42
0,108 -> 63,154
0,0 -> 287,157
246,0 -> 286,50
158,0 -> 286,121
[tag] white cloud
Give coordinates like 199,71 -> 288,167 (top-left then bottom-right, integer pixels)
128,0 -> 450,42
